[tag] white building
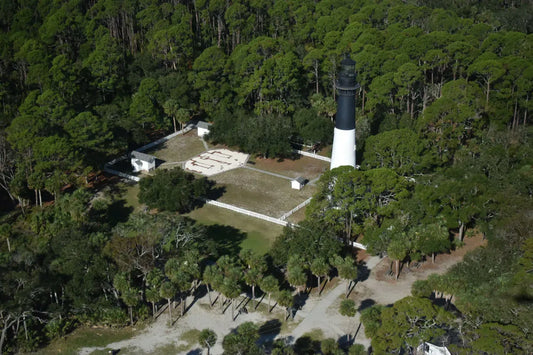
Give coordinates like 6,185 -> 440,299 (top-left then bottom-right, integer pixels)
197,121 -> 212,137
416,342 -> 451,355
131,151 -> 156,173
291,177 -> 306,190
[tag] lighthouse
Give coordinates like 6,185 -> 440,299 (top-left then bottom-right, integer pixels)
330,56 -> 359,170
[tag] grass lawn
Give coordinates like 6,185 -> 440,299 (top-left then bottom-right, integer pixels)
187,204 -> 284,255
248,155 -> 329,181
144,130 -> 206,163
120,182 -> 141,211
211,168 -> 316,218
35,326 -> 137,355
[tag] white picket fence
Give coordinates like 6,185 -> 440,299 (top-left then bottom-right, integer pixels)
296,149 -> 331,162
204,199 -> 289,227
136,124 -> 194,153
103,167 -> 140,182
280,197 -> 312,221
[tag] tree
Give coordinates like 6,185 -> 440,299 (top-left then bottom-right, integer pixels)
276,290 -> 294,320
244,253 -> 267,308
163,99 -> 180,132
321,338 -> 339,355
113,273 -> 139,326
468,58 -> 505,108
310,257 -> 330,293
339,299 -> 356,317
129,77 -> 165,142
198,328 -> 217,355
203,265 -> 220,307
287,255 -> 307,294
165,258 -> 191,317
260,276 -> 279,312
270,219 -> 342,268
222,322 -> 261,355
159,281 -> 176,322
83,31 -> 124,100
387,238 -> 408,280
348,344 -> 367,355
362,129 -> 426,175
412,221 -> 450,263
369,297 -> 453,354
138,167 -> 210,213
332,256 -> 358,297
221,270 -> 241,321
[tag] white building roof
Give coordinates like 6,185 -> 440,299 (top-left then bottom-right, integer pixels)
131,151 -> 155,163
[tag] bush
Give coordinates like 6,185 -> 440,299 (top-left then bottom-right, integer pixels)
348,343 -> 367,355
339,299 -> 356,317
411,279 -> 433,298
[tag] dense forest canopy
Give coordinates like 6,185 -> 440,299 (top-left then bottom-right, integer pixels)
0,0 -> 532,353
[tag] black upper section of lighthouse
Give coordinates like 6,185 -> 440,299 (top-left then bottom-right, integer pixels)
335,56 -> 359,130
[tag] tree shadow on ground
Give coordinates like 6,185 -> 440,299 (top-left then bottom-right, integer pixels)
358,298 -> 376,312
204,224 -> 246,257
205,181 -> 226,200
357,262 -> 370,282
105,199 -> 134,227
186,348 -> 202,355
258,319 -> 282,344
294,291 -> 309,312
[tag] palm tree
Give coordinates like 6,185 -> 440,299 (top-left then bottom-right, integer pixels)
159,281 -> 176,321
198,329 -> 217,355
260,276 -> 279,312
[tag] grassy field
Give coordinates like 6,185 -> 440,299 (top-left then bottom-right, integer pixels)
144,130 -> 206,163
186,204 -> 284,254
35,326 -> 138,355
211,168 -> 316,218
248,155 -> 329,181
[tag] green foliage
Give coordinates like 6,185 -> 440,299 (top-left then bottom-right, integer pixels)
339,299 -> 356,317
222,322 -> 261,355
138,167 -> 210,213
362,129 -> 425,175
207,111 -> 293,158
198,328 -> 217,351
270,219 -> 342,268
411,280 -> 433,299
320,338 -> 338,355
1,0 -> 532,352
368,297 -> 454,354
348,343 -> 366,355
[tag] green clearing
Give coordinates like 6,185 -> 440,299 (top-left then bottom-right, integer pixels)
248,155 -> 329,181
186,204 -> 283,255
211,168 -> 315,218
35,326 -> 137,355
144,130 -> 206,163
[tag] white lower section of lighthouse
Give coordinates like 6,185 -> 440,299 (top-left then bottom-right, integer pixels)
330,127 -> 356,169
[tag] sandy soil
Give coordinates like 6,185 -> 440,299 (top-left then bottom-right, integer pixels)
78,236 -> 485,355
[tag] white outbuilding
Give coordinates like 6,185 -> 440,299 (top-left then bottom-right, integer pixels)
291,177 -> 306,190
197,121 -> 212,137
131,151 -> 156,173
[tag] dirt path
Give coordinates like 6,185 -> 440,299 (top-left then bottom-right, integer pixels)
78,236 -> 484,354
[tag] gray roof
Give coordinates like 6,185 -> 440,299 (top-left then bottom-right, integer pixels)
131,151 -> 155,163
293,177 -> 306,184
197,121 -> 212,129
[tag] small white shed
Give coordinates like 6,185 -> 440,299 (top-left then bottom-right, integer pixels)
197,121 -> 212,137
131,151 -> 156,173
416,342 -> 451,355
291,177 -> 306,190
